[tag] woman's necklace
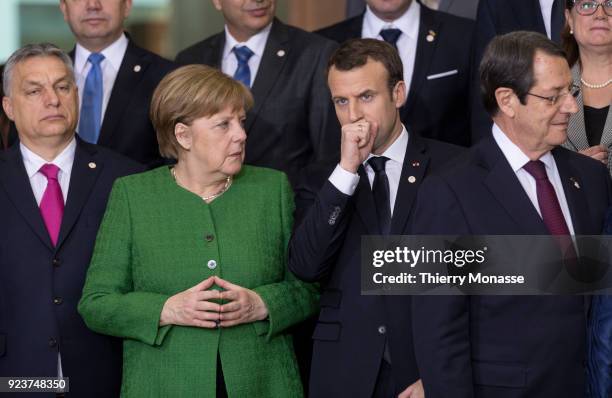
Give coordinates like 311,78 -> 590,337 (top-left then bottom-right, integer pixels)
580,77 -> 612,89
171,168 -> 232,202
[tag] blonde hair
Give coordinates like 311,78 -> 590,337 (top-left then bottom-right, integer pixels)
151,65 -> 254,159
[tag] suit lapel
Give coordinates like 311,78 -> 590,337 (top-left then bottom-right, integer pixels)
97,40 -> 150,147
246,19 -> 290,132
390,134 -> 429,234
56,139 -> 103,249
510,0 -> 547,33
479,138 -> 549,234
203,33 -> 225,68
553,148 -> 592,235
0,145 -> 54,249
405,7 -> 440,111
355,165 -> 381,234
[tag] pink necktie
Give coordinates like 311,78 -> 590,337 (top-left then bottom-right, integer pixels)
39,164 -> 64,246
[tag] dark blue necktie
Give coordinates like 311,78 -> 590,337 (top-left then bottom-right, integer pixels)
550,0 -> 564,44
233,46 -> 254,88
79,53 -> 105,143
368,156 -> 391,235
379,28 -> 402,49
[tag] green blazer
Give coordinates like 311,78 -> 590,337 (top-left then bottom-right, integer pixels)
78,166 -> 318,397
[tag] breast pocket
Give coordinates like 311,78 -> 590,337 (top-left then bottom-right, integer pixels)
472,361 -> 527,388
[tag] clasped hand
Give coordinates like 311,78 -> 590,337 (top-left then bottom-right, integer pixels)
160,276 -> 268,328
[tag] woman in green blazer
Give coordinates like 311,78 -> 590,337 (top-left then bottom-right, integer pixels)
78,65 -> 318,397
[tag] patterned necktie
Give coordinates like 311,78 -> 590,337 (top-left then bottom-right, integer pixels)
368,156 -> 392,235
550,0 -> 565,44
39,164 -> 64,246
233,46 -> 255,88
79,53 -> 105,143
379,28 -> 402,49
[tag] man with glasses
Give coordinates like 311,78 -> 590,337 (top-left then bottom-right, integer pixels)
410,31 -> 612,398
471,0 -> 569,142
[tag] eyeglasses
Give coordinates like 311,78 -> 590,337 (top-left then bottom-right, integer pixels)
573,0 -> 612,16
526,84 -> 581,106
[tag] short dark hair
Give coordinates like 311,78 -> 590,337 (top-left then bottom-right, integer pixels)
327,38 -> 404,95
562,0 -> 579,67
480,31 -> 567,117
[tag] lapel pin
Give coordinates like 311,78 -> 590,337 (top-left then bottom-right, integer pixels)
570,177 -> 580,189
426,30 -> 436,42
408,176 -> 417,183
88,162 -> 97,169
412,161 -> 420,167
276,50 -> 286,57
133,65 -> 141,72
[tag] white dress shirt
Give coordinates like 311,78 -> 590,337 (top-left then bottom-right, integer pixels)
492,124 -> 575,235
19,137 -> 76,378
74,33 -> 129,132
362,2 -> 420,97
540,0 -> 556,39
329,125 -> 409,216
221,23 -> 272,85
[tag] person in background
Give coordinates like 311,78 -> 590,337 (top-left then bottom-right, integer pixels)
317,0 -> 474,147
175,0 -> 339,187
78,64 -> 318,397
60,0 -> 176,167
561,0 -> 612,172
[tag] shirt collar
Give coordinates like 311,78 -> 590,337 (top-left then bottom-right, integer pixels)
363,1 -> 420,40
20,137 -> 77,179
74,33 -> 129,75
365,124 -> 409,166
223,23 -> 272,62
492,123 -> 554,173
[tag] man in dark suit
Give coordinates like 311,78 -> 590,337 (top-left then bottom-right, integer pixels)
410,31 -> 611,397
317,0 -> 474,147
289,39 -> 461,398
471,0 -> 566,142
60,0 -> 175,167
0,44 -> 143,396
175,0 -> 340,186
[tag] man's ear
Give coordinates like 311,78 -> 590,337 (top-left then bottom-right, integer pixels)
211,0 -> 223,12
174,122 -> 192,150
2,97 -> 15,122
392,80 -> 406,109
495,87 -> 517,118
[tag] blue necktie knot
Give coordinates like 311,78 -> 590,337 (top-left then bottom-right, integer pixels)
233,46 -> 254,88
80,53 -> 105,144
88,52 -> 105,66
380,28 -> 402,48
233,46 -> 254,64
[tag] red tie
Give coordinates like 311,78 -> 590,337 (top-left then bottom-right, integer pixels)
39,164 -> 64,246
523,160 -> 570,235
523,160 -> 576,261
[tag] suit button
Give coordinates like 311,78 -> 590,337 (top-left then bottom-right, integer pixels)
378,325 -> 386,335
53,297 -> 63,305
207,260 -> 217,270
205,234 -> 215,242
52,258 -> 61,267
48,338 -> 57,347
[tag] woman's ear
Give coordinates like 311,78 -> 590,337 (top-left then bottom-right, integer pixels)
174,122 -> 192,151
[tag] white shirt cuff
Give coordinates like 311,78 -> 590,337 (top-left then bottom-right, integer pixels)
329,164 -> 360,196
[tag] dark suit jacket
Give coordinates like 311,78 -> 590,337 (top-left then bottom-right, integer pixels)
409,137 -> 612,398
70,38 -> 177,168
439,0 -> 480,20
316,6 -> 474,147
0,138 -> 144,397
288,133 -> 463,397
175,19 -> 340,186
470,0 -> 561,142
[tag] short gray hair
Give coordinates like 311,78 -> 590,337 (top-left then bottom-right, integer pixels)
3,43 -> 74,97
